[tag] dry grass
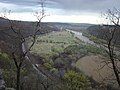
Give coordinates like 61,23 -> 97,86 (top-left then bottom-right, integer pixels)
76,55 -> 118,87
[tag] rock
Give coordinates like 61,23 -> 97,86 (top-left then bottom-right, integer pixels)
0,70 -> 5,90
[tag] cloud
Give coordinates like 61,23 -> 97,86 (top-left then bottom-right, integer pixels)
5,12 -> 103,24
0,0 -> 43,13
43,14 -> 103,24
0,0 -> 119,23
1,0 -> 120,13
48,0 -> 120,12
0,2 -> 37,13
0,0 -> 40,6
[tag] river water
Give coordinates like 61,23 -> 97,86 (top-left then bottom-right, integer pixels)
66,29 -> 96,45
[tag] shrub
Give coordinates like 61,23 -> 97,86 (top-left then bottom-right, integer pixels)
44,63 -> 53,70
63,70 -> 90,90
0,52 -> 11,69
84,44 -> 105,55
64,45 -> 87,55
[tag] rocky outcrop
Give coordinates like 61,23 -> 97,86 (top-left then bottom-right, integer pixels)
0,70 -> 5,90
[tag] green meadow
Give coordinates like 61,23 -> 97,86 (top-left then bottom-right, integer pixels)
28,30 -> 80,58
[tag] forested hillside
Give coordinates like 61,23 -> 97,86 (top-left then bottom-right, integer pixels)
86,25 -> 120,45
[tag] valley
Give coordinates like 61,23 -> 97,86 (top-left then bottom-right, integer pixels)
26,27 -> 119,89
0,18 -> 119,90
0,0 -> 120,90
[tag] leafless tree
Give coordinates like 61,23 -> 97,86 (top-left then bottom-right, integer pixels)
101,8 -> 120,87
1,0 -> 46,90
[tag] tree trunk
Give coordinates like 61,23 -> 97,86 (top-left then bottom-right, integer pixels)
16,67 -> 21,90
108,39 -> 120,87
110,56 -> 120,86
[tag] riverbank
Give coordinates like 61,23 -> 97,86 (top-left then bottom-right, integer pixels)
67,29 -> 119,89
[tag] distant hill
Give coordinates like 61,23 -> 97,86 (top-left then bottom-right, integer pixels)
0,17 -> 59,36
0,17 -> 59,52
46,22 -> 94,31
87,25 -> 120,44
0,17 -> 95,53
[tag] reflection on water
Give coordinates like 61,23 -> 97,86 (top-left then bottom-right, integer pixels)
66,29 -> 95,45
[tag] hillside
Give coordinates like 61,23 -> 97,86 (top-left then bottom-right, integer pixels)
0,17 -> 59,52
86,25 -> 120,44
0,18 -> 119,90
47,22 -> 94,31
76,55 -> 119,89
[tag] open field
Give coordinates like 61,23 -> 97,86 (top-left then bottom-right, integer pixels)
76,55 -> 119,88
28,30 -> 80,58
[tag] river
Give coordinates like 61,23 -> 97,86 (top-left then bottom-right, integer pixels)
66,29 -> 97,45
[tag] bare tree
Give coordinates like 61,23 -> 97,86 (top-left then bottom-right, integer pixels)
101,8 -> 120,87
1,0 -> 46,90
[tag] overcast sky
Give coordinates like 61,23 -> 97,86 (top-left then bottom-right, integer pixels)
0,0 -> 119,24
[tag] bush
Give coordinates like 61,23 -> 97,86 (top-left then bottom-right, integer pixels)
0,52 -> 16,88
50,68 -> 58,73
64,45 -> 88,55
63,70 -> 90,90
44,63 -> 53,70
0,52 -> 11,69
3,69 -> 16,88
84,44 -> 105,55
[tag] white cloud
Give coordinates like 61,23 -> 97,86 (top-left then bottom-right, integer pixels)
43,14 -> 105,24
2,12 -> 106,24
0,2 -> 17,10
0,1 -> 110,24
3,12 -> 37,21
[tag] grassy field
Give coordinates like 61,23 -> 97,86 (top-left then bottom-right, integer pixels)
27,30 -> 106,59
28,30 -> 80,58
